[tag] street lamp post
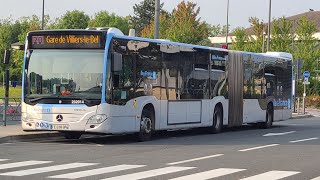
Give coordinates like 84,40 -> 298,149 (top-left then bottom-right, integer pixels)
262,31 -> 266,52
225,0 -> 230,45
42,0 -> 45,30
267,0 -> 271,52
154,0 -> 160,39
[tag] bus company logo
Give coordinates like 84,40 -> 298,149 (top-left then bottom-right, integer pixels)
32,36 -> 45,45
56,115 -> 63,122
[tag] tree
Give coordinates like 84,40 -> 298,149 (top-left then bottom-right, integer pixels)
270,17 -> 294,52
140,12 -> 171,39
89,11 -> 129,35
130,0 -> 164,35
293,16 -> 320,95
56,10 -> 90,29
208,24 -> 228,37
0,18 -> 25,81
245,17 -> 265,53
231,27 -> 249,51
165,1 -> 209,45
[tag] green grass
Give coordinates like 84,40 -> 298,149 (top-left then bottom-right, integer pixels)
0,86 -> 22,99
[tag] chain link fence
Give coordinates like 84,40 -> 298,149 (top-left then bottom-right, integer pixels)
0,98 -> 21,125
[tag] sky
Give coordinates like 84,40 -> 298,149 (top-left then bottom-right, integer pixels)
0,0 -> 319,30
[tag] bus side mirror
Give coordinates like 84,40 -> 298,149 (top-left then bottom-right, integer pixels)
3,50 -> 11,64
11,42 -> 25,50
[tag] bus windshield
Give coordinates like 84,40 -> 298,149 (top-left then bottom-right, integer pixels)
24,50 -> 104,105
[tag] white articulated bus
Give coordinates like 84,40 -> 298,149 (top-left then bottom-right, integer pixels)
20,28 -> 293,141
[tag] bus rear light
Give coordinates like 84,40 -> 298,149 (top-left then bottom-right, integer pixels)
87,115 -> 107,124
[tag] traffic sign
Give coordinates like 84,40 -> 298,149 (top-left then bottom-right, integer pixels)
303,77 -> 310,85
303,71 -> 310,78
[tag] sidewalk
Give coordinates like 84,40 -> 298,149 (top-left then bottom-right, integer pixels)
291,108 -> 319,119
0,123 -> 61,143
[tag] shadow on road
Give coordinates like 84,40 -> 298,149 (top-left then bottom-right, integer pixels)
30,123 -> 301,146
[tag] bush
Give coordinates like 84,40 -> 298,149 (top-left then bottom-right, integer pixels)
306,95 -> 320,108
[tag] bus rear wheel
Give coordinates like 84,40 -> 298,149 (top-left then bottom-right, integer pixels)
260,104 -> 273,129
62,132 -> 82,140
138,108 -> 154,141
210,106 -> 223,134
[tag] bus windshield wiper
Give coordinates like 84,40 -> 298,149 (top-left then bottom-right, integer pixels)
27,95 -> 60,103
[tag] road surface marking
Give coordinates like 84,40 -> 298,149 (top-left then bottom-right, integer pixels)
48,164 -> 146,179
238,144 -> 279,152
240,170 -> 300,180
169,168 -> 246,180
0,160 -> 51,170
167,154 -> 224,165
263,131 -> 296,137
101,166 -> 195,180
290,124 -> 305,126
0,162 -> 97,176
0,159 -> 9,162
310,176 -> 320,180
290,137 -> 318,143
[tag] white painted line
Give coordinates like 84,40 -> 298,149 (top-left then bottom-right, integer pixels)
169,168 -> 246,180
290,137 -> 318,143
310,176 -> 320,180
48,164 -> 146,179
101,166 -> 195,180
240,170 -> 300,180
0,160 -> 51,170
263,131 -> 296,137
167,154 -> 224,165
239,144 -> 279,152
0,159 -> 9,162
290,124 -> 305,126
0,162 -> 97,176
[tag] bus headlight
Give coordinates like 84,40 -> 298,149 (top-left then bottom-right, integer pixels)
87,115 -> 107,124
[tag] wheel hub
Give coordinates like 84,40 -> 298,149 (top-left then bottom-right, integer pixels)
141,117 -> 152,133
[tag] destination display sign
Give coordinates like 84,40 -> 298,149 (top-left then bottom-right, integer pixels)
29,34 -> 103,49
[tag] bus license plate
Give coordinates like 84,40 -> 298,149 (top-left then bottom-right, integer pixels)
52,124 -> 69,130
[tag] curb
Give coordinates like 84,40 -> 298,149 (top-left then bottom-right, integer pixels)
290,114 -> 314,119
0,132 -> 62,143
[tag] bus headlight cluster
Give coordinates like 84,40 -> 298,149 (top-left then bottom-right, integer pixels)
87,115 -> 108,124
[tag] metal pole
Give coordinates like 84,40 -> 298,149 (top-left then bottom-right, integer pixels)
154,0 -> 160,39
267,0 -> 271,52
42,0 -> 45,30
303,83 -> 306,114
225,0 -> 230,45
3,69 -> 9,126
262,32 -> 265,52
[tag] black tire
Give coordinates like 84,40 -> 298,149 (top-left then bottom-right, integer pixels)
63,132 -> 82,140
211,106 -> 223,134
261,104 -> 273,129
138,108 -> 154,141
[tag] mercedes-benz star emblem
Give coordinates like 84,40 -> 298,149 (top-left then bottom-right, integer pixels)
56,115 -> 63,122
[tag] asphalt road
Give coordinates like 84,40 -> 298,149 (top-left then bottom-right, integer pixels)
0,117 -> 320,180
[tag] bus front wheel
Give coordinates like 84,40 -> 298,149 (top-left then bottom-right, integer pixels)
138,108 -> 154,141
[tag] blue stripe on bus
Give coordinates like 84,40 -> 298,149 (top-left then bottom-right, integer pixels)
101,33 -> 115,103
22,37 -> 28,100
